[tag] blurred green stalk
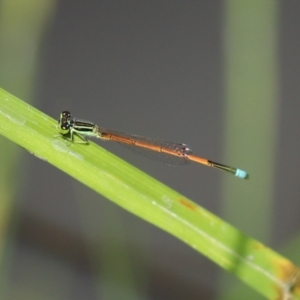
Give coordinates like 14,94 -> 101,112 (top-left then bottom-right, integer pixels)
0,0 -> 56,297
220,1 -> 279,299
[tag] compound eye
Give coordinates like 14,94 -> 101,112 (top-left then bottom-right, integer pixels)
61,122 -> 70,130
57,118 -> 71,135
59,111 -> 72,125
61,111 -> 71,119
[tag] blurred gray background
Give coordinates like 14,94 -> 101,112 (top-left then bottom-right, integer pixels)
0,1 -> 300,299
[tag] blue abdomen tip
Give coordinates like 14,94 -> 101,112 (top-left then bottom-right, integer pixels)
235,169 -> 248,179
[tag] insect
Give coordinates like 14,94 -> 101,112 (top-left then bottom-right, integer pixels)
57,111 -> 248,179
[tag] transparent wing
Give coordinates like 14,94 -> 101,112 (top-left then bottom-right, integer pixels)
99,128 -> 193,166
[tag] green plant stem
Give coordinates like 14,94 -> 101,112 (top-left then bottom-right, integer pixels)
0,87 -> 299,300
